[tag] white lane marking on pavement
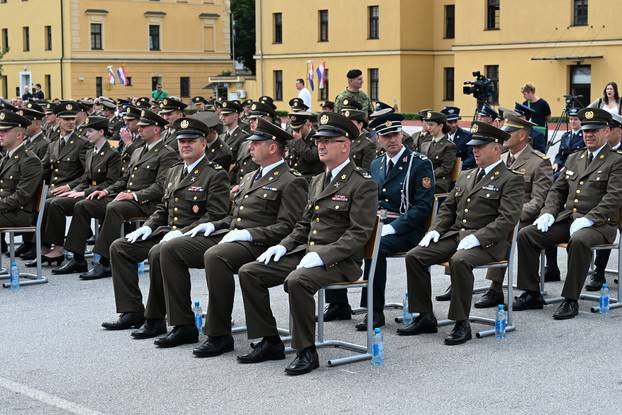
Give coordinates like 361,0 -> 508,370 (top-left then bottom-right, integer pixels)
0,375 -> 106,415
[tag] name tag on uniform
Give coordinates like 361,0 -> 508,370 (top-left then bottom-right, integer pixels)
261,186 -> 277,192
482,185 -> 499,191
188,186 -> 204,192
566,170 -> 575,176
332,195 -> 349,202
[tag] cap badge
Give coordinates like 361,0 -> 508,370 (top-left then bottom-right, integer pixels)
0,113 -> 5,120
141,110 -> 146,117
471,124 -> 479,133
180,120 -> 190,129
251,104 -> 257,110
66,104 -> 73,110
343,99 -> 349,105
585,111 -> 594,120
385,120 -> 392,128
426,112 -> 432,119
222,102 -> 228,108
163,99 -> 168,105
344,110 -> 350,117
18,110 -> 23,116
320,115 -> 329,125
27,103 -> 33,109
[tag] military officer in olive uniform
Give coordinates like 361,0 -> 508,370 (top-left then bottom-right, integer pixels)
193,111 -> 233,169
473,113 -> 553,308
43,103 -> 60,142
151,118 -> 308,352
74,109 -> 178,280
102,117 -> 231,334
20,102 -> 50,160
0,110 -> 43,227
159,97 -> 187,151
237,112 -> 378,375
45,116 -> 122,274
514,108 -> 622,320
324,112 -> 435,330
399,122 -> 523,345
118,106 -> 145,176
417,111 -> 457,193
192,96 -> 208,113
286,111 -> 324,181
219,100 -> 248,161
341,108 -> 376,171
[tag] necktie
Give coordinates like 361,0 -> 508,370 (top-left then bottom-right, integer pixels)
588,152 -> 594,164
387,160 -> 395,175
323,170 -> 332,190
252,168 -> 262,184
475,169 -> 485,183
59,138 -> 66,151
508,154 -> 516,166
180,167 -> 188,180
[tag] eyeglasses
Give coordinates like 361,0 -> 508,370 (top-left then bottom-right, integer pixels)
314,138 -> 347,144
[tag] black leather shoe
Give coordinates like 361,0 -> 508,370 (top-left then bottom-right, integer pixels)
474,289 -> 504,309
79,263 -> 112,280
192,334 -> 233,357
237,338 -> 285,363
435,285 -> 452,301
355,311 -> 385,331
20,246 -> 37,260
512,291 -> 544,311
285,347 -> 319,376
553,299 -> 579,320
322,304 -> 352,321
396,312 -> 438,336
154,325 -> 199,348
585,269 -> 606,291
544,265 -> 561,282
25,255 -> 63,267
444,320 -> 472,345
14,243 -> 33,258
101,312 -> 145,330
131,319 -> 167,339
51,258 -> 88,275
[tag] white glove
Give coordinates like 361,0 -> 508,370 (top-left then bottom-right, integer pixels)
218,229 -> 252,244
125,226 -> 152,243
161,229 -> 183,243
418,230 -> 440,247
381,224 -> 396,237
457,234 -> 481,250
570,217 -> 594,236
533,213 -> 555,233
296,252 -> 324,269
184,223 -> 215,237
257,245 -> 287,264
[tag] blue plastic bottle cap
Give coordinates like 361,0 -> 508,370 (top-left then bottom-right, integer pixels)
374,328 -> 381,334
498,304 -> 504,310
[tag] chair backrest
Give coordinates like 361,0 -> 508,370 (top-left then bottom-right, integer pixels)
364,215 -> 382,260
34,184 -> 49,229
424,194 -> 443,231
450,157 -> 462,182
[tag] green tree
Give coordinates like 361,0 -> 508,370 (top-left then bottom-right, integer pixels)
231,0 -> 255,74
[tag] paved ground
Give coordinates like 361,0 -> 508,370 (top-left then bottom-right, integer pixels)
2,130 -> 619,414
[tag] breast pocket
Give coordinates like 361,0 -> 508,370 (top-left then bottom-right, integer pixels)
588,171 -> 609,189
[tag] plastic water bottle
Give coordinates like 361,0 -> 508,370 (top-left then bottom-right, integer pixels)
402,292 -> 413,326
9,259 -> 19,290
495,304 -> 506,340
137,261 -> 145,276
600,282 -> 610,315
193,301 -> 203,334
371,327 -> 384,366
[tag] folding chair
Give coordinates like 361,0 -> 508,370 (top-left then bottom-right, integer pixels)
0,184 -> 49,288
287,216 -> 382,367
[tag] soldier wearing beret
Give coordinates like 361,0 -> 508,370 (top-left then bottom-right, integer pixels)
441,106 -> 475,170
67,109 -> 178,280
102,117 -> 231,334
218,100 -> 248,161
236,112 -> 378,375
0,110 -> 43,227
191,112 -> 233,170
159,97 -> 187,151
37,116 -> 122,274
284,111 -> 323,181
147,118 -> 308,351
324,112 -> 435,330
341,108 -> 376,171
416,111 -> 457,194
334,69 -> 373,114
514,108 -> 622,319
399,122 -> 523,345
19,102 -> 50,160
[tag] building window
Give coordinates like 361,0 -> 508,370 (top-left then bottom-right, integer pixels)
274,70 -> 283,101
1,76 -> 7,98
573,0 -> 588,26
445,5 -> 455,39
95,76 -> 103,97
45,74 -> 51,98
273,13 -> 282,44
22,27 -> 29,51
569,65 -> 591,107
368,6 -> 379,39
1,28 -> 8,52
485,65 -> 499,105
318,10 -> 328,42
180,77 -> 190,97
149,25 -> 160,51
368,68 -> 379,101
444,67 -> 455,101
126,76 -> 132,87
90,23 -> 102,50
486,0 -> 500,30
44,25 -> 52,51
319,68 -> 330,101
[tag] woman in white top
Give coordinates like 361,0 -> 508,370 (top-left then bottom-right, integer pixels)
589,82 -> 621,115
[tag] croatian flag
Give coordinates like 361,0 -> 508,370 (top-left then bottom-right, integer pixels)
316,62 -> 326,89
308,63 -> 314,91
107,66 -> 116,85
117,66 -> 127,86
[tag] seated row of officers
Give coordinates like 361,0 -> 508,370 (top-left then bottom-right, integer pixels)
0,93 -> 619,376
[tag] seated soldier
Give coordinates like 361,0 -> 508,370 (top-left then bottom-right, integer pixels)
417,111 -> 457,194
101,117 -> 231,333
399,122 -> 522,345
236,112 -> 378,375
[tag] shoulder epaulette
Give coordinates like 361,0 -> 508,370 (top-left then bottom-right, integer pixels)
291,169 -> 302,177
354,166 -> 372,179
532,149 -> 549,160
171,160 -> 184,167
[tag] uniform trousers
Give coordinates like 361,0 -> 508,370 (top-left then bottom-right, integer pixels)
41,196 -> 79,246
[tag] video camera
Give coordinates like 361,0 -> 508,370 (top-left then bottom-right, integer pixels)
563,94 -> 583,110
463,71 -> 495,104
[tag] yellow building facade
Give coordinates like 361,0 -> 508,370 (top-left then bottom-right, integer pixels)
0,0 -> 234,101
250,0 -> 622,116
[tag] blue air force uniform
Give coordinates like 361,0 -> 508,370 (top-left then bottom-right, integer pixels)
442,106 -> 475,170
553,129 -> 584,179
